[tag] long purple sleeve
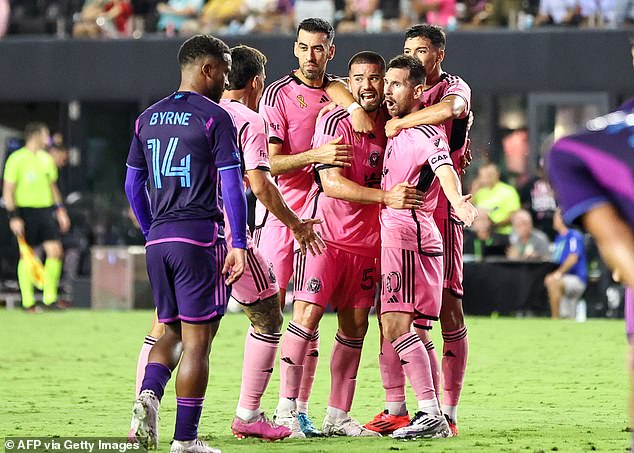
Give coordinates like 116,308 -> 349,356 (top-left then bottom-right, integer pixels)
124,166 -> 152,239
220,166 -> 247,249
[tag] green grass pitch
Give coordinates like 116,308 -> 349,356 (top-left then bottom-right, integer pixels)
0,310 -> 630,452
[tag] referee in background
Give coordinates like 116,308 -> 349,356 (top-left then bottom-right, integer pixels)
3,122 -> 70,311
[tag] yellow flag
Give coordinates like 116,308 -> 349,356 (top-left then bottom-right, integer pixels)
18,236 -> 45,290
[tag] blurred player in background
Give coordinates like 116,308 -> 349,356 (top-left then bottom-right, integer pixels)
365,24 -> 472,437
377,55 -> 476,440
3,122 -> 71,312
125,34 -> 246,453
548,84 -> 634,450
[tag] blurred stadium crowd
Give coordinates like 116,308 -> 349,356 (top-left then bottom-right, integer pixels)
0,0 -> 633,39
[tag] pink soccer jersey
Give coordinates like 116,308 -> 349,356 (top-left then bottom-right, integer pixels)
256,72 -> 332,228
220,98 -> 271,172
305,106 -> 388,257
423,73 -> 472,220
219,99 -> 279,303
380,124 -> 452,254
220,98 -> 270,248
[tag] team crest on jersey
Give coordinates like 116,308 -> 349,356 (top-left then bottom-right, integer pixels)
297,95 -> 308,109
306,277 -> 322,294
268,263 -> 277,284
368,150 -> 381,167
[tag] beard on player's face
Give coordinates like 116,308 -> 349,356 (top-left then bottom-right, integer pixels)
355,90 -> 382,113
385,94 -> 412,118
300,63 -> 324,81
208,84 -> 224,103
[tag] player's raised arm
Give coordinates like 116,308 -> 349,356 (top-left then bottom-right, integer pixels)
386,94 -> 467,137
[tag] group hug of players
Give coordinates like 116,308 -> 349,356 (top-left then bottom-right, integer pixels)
125,17 -> 478,453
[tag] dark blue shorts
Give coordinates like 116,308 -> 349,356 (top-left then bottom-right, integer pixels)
145,240 -> 228,324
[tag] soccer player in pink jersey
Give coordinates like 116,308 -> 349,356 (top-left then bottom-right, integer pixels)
256,17 -> 355,436
366,24 -> 473,437
274,50 -> 423,438
220,45 -> 326,441
378,55 -> 477,440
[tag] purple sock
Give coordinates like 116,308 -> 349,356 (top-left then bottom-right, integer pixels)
141,363 -> 171,401
174,397 -> 204,441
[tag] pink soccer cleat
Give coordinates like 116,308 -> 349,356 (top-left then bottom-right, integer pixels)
231,412 -> 292,441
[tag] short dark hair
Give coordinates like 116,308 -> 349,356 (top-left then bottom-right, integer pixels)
348,51 -> 386,72
178,34 -> 230,68
405,24 -> 446,50
24,122 -> 48,141
297,18 -> 335,44
387,55 -> 426,86
228,45 -> 267,90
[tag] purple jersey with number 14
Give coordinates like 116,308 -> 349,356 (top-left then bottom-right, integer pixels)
126,91 -> 241,244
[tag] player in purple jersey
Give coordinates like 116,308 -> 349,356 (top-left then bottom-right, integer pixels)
548,103 -> 634,288
548,94 -> 634,451
126,45 -> 326,444
125,35 -> 247,453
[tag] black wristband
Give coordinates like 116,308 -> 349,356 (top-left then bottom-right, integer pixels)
7,210 -> 20,220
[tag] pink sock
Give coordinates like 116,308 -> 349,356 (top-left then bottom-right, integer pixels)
239,326 -> 281,410
135,336 -> 157,397
380,335 -> 406,402
298,330 -> 319,410
424,340 -> 441,401
442,327 -> 468,406
279,321 -> 313,399
328,332 -> 363,412
391,332 -> 435,401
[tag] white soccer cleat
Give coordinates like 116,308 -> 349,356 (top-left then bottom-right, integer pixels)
273,409 -> 306,439
132,389 -> 160,449
390,411 -> 451,440
170,438 -> 221,453
322,416 -> 382,437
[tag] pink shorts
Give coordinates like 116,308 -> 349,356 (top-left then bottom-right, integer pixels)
230,246 -> 279,305
253,224 -> 294,290
293,246 -> 377,311
380,247 -> 442,324
434,216 -> 464,298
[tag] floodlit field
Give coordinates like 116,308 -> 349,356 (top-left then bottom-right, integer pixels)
0,310 -> 629,452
